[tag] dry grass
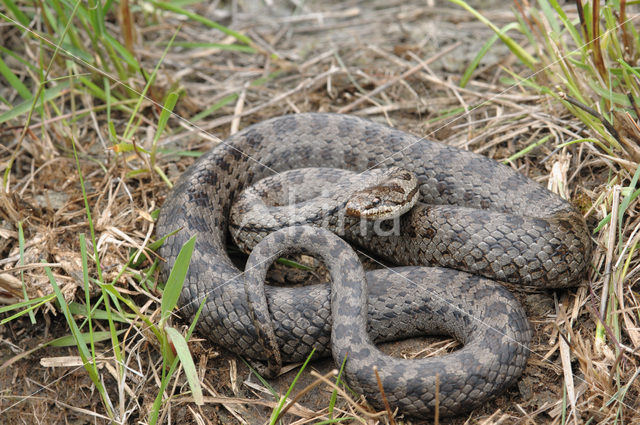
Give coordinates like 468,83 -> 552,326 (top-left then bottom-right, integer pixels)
1,1 -> 639,424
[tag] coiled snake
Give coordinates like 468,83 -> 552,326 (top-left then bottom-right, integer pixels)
157,113 -> 591,418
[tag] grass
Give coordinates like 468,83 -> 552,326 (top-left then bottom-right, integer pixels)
464,0 -> 640,412
0,0 -> 639,424
0,0 -> 252,422
454,0 -> 640,421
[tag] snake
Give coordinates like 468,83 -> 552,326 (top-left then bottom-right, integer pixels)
156,113 -> 592,418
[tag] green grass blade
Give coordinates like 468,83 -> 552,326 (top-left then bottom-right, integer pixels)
153,91 -> 180,148
548,0 -> 585,48
538,0 -> 561,34
49,330 -> 125,347
242,358 -> 278,397
0,295 -> 56,324
189,71 -> 280,122
1,0 -> 30,26
122,26 -> 180,141
588,80 -> 634,105
0,294 -> 55,314
148,0 -> 253,46
44,264 -> 92,360
171,41 -> 256,53
447,0 -> 537,68
151,90 -> 180,186
71,137 -> 104,282
0,44 -> 36,72
618,58 -> 640,81
129,227 -> 179,269
160,235 -> 196,326
0,55 -> 31,99
86,0 -> 106,38
151,90 -> 180,165
44,262 -> 114,419
0,80 -> 71,124
102,32 -> 140,71
189,92 -> 238,122
97,281 -> 163,341
270,348 -> 316,424
328,354 -> 348,418
460,22 -> 519,87
68,302 -> 131,322
165,326 -> 203,404
148,296 -> 206,425
502,134 -> 551,164
276,257 -> 313,270
185,296 -> 206,340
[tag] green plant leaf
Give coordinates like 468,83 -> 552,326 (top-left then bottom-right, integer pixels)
0,80 -> 70,124
0,0 -> 30,26
171,41 -> 256,53
148,0 -> 253,46
68,302 -> 131,322
161,235 -> 196,326
460,22 -> 519,87
49,330 -> 125,347
0,55 -> 31,99
165,326 -> 203,404
447,0 -> 537,68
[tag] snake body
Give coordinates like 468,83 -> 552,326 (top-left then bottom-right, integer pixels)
157,113 -> 592,417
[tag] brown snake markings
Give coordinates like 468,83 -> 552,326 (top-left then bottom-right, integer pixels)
157,113 -> 592,417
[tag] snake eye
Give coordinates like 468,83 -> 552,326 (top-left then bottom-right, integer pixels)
370,197 -> 381,207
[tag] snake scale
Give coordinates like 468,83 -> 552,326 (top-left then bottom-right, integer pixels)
157,113 -> 592,418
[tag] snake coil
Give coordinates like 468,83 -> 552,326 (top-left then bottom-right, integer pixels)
157,113 -> 591,417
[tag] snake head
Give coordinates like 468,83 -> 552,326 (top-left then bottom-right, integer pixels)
346,167 -> 419,220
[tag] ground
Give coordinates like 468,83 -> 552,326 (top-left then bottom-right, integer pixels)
1,1 -> 639,424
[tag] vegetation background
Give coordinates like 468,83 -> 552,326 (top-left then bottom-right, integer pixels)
0,0 -> 639,424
